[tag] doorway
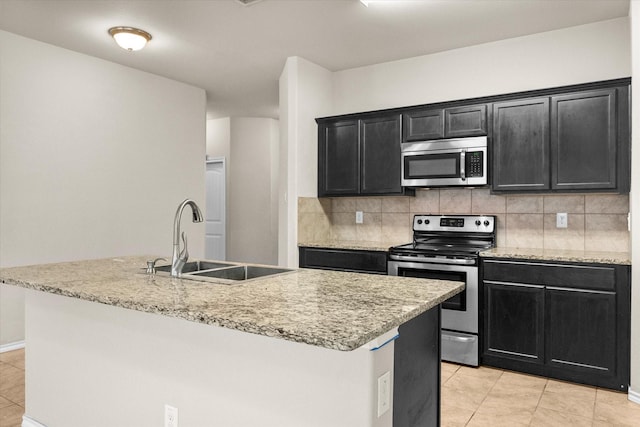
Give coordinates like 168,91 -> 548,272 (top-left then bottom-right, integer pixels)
205,158 -> 226,260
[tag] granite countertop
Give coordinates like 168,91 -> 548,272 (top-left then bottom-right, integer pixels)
0,256 -> 463,351
480,247 -> 631,265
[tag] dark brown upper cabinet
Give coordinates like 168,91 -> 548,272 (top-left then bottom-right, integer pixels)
360,115 -> 403,195
317,113 -> 404,197
316,78 -> 630,197
403,104 -> 487,142
318,120 -> 359,196
492,98 -> 550,192
492,83 -> 630,194
551,89 -> 617,191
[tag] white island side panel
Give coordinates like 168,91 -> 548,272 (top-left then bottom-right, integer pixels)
25,290 -> 394,427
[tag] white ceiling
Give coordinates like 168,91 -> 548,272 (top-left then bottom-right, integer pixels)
0,0 -> 629,119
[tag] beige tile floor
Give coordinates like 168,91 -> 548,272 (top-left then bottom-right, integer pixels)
0,349 -> 24,427
2,349 -> 639,426
441,362 -> 640,426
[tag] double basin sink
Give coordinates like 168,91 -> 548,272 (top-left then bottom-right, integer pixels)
154,261 -> 293,284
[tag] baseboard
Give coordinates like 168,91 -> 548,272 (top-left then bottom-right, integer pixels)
0,341 -> 25,353
22,415 -> 47,427
629,387 -> 640,405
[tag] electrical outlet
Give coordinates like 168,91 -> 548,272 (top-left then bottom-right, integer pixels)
165,404 -> 178,427
377,371 -> 391,417
556,212 -> 568,229
356,211 -> 364,224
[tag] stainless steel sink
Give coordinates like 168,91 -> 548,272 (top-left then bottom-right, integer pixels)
155,260 -> 234,274
150,260 -> 293,283
190,265 -> 293,281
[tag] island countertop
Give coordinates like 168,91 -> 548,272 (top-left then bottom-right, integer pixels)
0,256 -> 462,351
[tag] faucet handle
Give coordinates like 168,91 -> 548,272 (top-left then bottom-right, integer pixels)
146,257 -> 167,275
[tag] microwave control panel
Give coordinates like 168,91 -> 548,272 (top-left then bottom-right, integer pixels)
466,151 -> 483,177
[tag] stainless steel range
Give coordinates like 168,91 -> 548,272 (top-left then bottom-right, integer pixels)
388,214 -> 496,366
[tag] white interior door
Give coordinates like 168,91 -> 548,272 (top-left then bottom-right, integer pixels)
205,159 -> 226,260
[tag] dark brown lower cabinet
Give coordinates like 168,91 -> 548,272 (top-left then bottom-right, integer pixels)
298,246 -> 388,274
484,282 -> 544,365
482,259 -> 630,391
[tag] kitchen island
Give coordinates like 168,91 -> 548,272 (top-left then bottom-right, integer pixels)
1,256 -> 462,427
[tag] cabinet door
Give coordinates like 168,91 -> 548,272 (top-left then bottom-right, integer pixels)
545,288 -> 617,378
403,109 -> 444,142
492,98 -> 550,192
484,282 -> 545,364
360,114 -> 402,194
318,120 -> 359,196
444,105 -> 487,138
298,247 -> 388,274
551,89 -> 616,191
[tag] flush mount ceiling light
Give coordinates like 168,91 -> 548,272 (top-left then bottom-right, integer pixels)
108,26 -> 152,51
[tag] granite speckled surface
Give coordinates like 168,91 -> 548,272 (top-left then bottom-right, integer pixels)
480,247 -> 631,265
0,256 -> 463,351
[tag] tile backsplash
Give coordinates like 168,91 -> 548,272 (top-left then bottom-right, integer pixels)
298,189 -> 630,252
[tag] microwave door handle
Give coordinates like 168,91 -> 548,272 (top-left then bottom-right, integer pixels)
460,150 -> 466,181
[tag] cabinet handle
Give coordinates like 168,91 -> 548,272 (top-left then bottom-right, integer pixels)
442,335 -> 475,343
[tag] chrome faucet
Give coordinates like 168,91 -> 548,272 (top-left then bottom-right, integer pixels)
171,199 -> 203,277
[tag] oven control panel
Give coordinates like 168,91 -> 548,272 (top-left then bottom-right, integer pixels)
414,215 -> 495,233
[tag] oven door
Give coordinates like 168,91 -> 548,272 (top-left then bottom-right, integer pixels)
387,260 -> 478,334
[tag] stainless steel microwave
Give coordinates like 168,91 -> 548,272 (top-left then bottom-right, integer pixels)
401,136 -> 488,187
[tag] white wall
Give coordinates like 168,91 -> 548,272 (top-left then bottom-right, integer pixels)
629,2 -> 640,403
228,117 -> 279,265
0,30 -> 206,346
278,57 -> 333,267
206,117 -> 231,161
332,18 -> 630,115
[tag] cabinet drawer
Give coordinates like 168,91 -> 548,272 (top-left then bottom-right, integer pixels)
299,247 -> 388,274
483,260 -> 616,291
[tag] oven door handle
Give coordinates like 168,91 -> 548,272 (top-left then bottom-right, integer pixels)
388,254 -> 476,265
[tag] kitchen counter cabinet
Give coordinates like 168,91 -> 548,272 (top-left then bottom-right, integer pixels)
484,280 -> 545,364
402,104 -> 488,142
2,256 -> 460,427
491,82 -> 630,194
317,113 -> 407,197
317,119 -> 360,195
492,97 -> 550,192
481,258 -> 630,391
551,88 -> 620,191
298,246 -> 388,274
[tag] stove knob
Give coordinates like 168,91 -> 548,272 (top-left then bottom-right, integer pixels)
417,219 -> 423,224
475,220 -> 481,226
484,220 -> 490,227
425,219 -> 430,225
